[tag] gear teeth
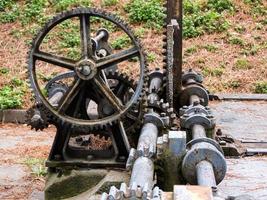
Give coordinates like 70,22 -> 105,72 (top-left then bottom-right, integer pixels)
147,98 -> 177,128
101,183 -> 162,200
26,7 -> 149,132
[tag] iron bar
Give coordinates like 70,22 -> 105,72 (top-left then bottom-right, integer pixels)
191,124 -> 217,187
137,123 -> 158,156
192,124 -> 206,139
129,121 -> 159,192
129,157 -> 154,190
196,160 -> 216,187
165,0 -> 183,106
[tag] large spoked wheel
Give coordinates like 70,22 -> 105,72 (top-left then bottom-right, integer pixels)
28,8 -> 147,129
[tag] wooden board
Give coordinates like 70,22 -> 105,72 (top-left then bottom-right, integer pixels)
162,185 -> 213,200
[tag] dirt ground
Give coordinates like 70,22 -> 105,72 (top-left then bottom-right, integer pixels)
0,0 -> 266,109
0,123 -> 55,200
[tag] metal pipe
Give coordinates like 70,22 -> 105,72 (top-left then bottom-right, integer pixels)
129,122 -> 158,192
196,160 -> 216,187
49,91 -> 64,106
137,122 -> 158,156
188,99 -> 218,187
149,77 -> 162,93
94,30 -> 107,42
192,124 -> 206,139
129,157 -> 154,189
191,122 -> 217,187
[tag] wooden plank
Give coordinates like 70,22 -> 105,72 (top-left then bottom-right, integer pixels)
162,185 -> 213,200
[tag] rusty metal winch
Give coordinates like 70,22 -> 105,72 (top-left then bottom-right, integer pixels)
26,1 -> 257,200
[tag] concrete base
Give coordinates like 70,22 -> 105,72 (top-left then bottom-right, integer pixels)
0,109 -> 26,123
44,169 -> 130,200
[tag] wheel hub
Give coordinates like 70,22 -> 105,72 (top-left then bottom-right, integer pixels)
76,59 -> 97,80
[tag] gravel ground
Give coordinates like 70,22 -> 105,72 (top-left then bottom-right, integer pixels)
0,124 -> 55,200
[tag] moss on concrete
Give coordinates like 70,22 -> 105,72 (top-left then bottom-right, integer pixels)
96,181 -> 122,194
45,170 -> 106,200
155,149 -> 186,191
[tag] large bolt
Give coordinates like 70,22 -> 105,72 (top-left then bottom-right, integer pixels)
82,65 -> 91,76
97,49 -> 108,58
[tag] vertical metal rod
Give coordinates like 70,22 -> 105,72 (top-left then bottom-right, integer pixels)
118,121 -> 131,153
196,160 -> 216,187
191,124 -> 217,187
166,0 -> 183,104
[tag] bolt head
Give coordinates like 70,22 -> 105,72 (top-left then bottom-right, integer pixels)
207,114 -> 214,119
97,49 -> 108,58
219,141 -> 227,146
82,65 -> 91,76
160,112 -> 166,117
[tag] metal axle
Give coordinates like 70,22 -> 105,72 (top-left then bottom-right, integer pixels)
129,122 -> 158,191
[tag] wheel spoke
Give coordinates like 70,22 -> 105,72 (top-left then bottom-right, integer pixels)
73,88 -> 85,118
93,76 -> 124,113
33,51 -> 75,70
114,82 -> 127,98
57,79 -> 84,114
80,14 -> 92,58
96,47 -> 139,70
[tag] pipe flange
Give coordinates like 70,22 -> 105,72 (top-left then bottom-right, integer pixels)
182,69 -> 203,85
179,84 -> 209,106
147,98 -> 176,128
180,113 -> 215,130
182,142 -> 227,185
179,104 -> 211,116
149,68 -> 164,82
187,138 -> 224,154
144,112 -> 165,128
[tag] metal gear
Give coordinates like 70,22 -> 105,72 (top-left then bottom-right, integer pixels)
38,70 -> 145,134
147,98 -> 177,129
162,0 -> 183,108
27,7 -> 148,131
101,183 -> 162,200
26,104 -> 49,131
104,70 -> 146,134
26,82 -> 69,131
